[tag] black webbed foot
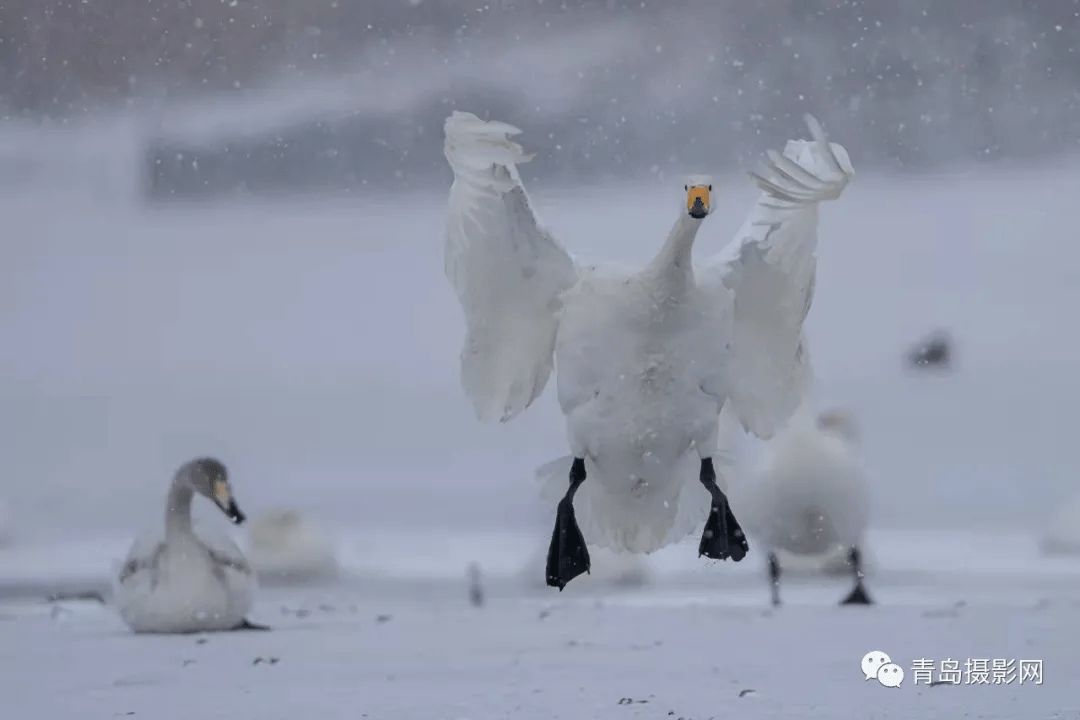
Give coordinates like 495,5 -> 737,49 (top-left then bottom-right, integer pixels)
840,545 -> 873,606
697,458 -> 749,562
545,458 -> 591,590
234,618 -> 271,631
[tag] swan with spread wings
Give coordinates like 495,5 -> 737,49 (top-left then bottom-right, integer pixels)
442,111 -> 854,590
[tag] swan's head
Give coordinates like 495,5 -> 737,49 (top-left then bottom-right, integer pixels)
683,174 -> 714,219
179,457 -> 246,525
817,409 -> 859,445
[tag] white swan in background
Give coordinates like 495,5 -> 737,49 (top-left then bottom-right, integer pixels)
1038,494 -> 1080,556
443,110 -> 854,590
247,507 -> 340,585
113,458 -> 267,633
733,404 -> 872,606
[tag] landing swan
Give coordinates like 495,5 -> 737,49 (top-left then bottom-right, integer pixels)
734,405 -> 872,606
247,507 -> 340,585
443,111 -> 854,590
113,458 -> 267,633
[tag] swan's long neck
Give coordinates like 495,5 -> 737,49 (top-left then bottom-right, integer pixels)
645,213 -> 703,298
164,479 -> 195,539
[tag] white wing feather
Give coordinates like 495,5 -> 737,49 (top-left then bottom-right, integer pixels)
443,111 -> 579,423
701,114 -> 853,440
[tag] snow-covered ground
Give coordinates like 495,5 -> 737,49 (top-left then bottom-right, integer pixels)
3,534 -> 1078,720
3,130 -> 1080,716
3,527 -> 1080,718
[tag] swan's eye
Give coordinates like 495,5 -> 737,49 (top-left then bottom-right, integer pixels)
684,185 -> 688,191
708,185 -> 712,191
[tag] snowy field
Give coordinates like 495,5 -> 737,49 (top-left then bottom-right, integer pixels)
3,132 -> 1080,717
3,527 -> 1080,719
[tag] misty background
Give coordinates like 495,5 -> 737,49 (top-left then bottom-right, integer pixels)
1,1 -> 1079,550
3,0 -> 1080,198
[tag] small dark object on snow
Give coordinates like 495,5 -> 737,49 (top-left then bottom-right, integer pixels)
252,656 -> 279,666
376,614 -> 392,623
467,562 -> 485,607
739,689 -> 757,697
906,330 -> 952,370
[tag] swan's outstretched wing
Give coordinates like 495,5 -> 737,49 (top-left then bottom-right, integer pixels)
700,114 -> 853,440
443,111 -> 579,422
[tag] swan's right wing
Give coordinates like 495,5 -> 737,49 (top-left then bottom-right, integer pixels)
443,111 -> 579,423
698,115 -> 851,440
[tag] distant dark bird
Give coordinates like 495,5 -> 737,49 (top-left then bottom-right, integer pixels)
906,330 -> 952,370
467,562 -> 485,608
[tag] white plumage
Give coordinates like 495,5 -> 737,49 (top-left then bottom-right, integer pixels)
113,458 -> 265,633
442,111 -> 853,588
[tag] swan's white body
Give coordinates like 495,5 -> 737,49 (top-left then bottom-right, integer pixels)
247,508 -> 340,585
733,405 -> 869,572
114,475 -> 258,633
1038,494 -> 1080,556
443,111 -> 853,554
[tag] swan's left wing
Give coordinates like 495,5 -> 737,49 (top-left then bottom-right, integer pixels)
699,114 -> 853,440
443,111 -> 579,423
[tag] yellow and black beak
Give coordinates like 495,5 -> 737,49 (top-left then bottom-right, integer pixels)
686,185 -> 710,219
213,479 -> 246,525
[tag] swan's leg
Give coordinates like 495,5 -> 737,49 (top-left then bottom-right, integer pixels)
768,551 -> 782,607
697,458 -> 749,562
545,457 -> 591,590
840,545 -> 873,605
233,618 -> 271,631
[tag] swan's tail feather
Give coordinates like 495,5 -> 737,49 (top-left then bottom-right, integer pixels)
535,456 -> 711,554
